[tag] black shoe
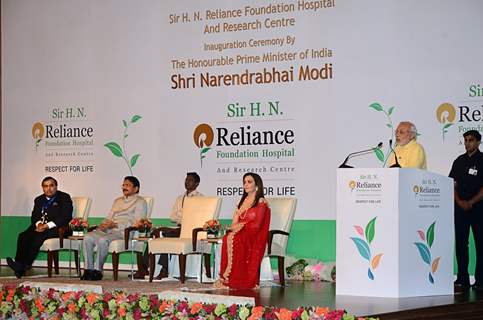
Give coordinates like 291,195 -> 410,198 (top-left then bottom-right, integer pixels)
131,270 -> 147,280
472,283 -> 483,291
80,269 -> 94,280
7,257 -> 24,279
155,269 -> 169,280
91,270 -> 103,281
454,278 -> 470,288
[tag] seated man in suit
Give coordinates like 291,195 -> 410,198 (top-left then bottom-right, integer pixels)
133,172 -> 202,279
7,176 -> 73,278
81,176 -> 147,280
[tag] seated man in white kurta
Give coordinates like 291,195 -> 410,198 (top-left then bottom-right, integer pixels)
81,176 -> 147,280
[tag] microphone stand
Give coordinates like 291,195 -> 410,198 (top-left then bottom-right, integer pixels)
339,142 -> 383,168
389,139 -> 401,168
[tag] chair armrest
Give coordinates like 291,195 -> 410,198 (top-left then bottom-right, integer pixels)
151,226 -> 180,238
58,226 -> 70,248
192,227 -> 204,251
124,226 -> 138,250
268,230 -> 290,255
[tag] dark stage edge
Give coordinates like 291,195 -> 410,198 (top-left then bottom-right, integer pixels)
1,266 -> 483,319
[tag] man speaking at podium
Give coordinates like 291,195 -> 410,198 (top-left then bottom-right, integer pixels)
388,121 -> 427,169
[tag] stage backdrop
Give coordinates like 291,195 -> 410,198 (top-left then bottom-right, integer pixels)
2,0 -> 483,262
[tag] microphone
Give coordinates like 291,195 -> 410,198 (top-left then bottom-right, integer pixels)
339,142 -> 383,168
389,139 -> 401,168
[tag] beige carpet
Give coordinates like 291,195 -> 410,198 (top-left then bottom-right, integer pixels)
0,275 -> 218,294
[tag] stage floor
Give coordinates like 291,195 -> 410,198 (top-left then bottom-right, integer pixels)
1,266 -> 483,319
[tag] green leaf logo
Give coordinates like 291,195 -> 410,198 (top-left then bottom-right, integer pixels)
131,115 -> 142,123
427,221 -> 435,248
368,102 -> 396,166
365,217 -> 376,244
104,115 -> 142,175
351,216 -> 383,280
414,221 -> 440,284
130,154 -> 140,168
369,103 -> 383,111
374,148 -> 384,162
104,142 -> 123,157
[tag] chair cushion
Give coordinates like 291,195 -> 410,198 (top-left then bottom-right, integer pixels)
39,238 -> 62,251
108,239 -> 145,253
148,238 -> 197,254
40,238 -> 83,251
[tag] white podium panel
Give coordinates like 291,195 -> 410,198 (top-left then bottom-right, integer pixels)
336,168 -> 453,297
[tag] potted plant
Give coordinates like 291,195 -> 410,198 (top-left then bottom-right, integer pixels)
69,217 -> 88,237
203,219 -> 222,238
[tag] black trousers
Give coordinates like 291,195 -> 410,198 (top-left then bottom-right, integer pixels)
455,203 -> 483,284
15,225 -> 59,268
142,227 -> 181,273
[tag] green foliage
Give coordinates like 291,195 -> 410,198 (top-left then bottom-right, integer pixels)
104,115 -> 142,175
104,142 -> 123,157
365,217 -> 377,244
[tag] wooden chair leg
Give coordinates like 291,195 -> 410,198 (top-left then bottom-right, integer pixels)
148,253 -> 155,282
53,251 -> 60,274
112,252 -> 119,281
136,252 -> 145,273
47,251 -> 53,278
278,256 -> 285,287
179,254 -> 186,283
74,251 -> 80,276
204,253 -> 211,278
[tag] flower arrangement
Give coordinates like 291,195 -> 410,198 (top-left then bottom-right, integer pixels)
133,218 -> 152,237
0,285 -> 378,320
203,219 -> 222,238
286,258 -> 336,282
68,217 -> 88,236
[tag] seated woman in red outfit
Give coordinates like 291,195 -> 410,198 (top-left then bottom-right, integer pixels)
215,172 -> 271,289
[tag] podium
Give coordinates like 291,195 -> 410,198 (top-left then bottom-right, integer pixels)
336,168 -> 454,297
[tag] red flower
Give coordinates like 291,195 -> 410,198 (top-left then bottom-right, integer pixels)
103,292 -> 113,302
228,304 -> 238,316
203,303 -> 216,314
133,308 -> 142,320
69,217 -> 88,230
57,307 -> 65,316
21,286 -> 31,294
19,299 -> 30,314
203,219 -> 221,232
127,293 -> 140,303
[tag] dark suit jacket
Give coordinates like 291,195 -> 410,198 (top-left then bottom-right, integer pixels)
30,190 -> 73,228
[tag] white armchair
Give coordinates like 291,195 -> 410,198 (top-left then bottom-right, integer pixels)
39,196 -> 92,277
108,196 -> 154,280
265,197 -> 297,286
148,196 -> 222,283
